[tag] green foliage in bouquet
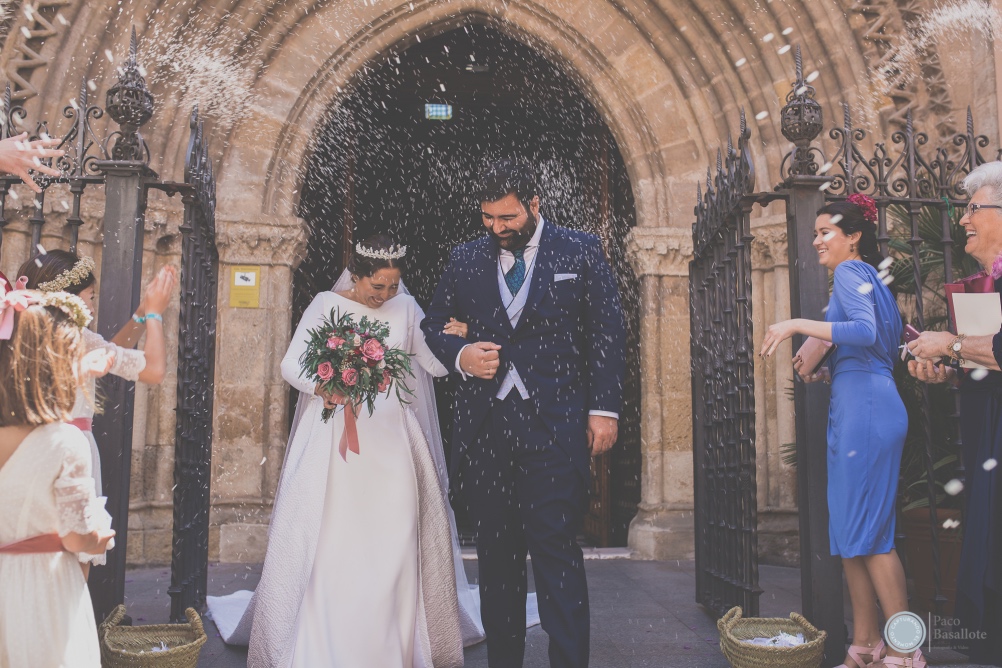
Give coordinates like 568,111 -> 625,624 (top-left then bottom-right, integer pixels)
298,307 -> 415,422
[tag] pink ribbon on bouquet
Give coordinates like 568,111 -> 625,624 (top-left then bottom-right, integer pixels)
0,276 -> 32,341
338,403 -> 361,461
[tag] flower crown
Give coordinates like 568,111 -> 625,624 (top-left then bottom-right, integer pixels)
847,193 -> 878,223
37,256 -> 96,292
355,243 -> 407,260
0,284 -> 92,341
37,291 -> 93,328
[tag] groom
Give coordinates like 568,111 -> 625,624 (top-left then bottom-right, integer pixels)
422,159 -> 625,667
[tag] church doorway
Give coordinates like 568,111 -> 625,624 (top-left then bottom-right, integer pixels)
295,23 -> 640,546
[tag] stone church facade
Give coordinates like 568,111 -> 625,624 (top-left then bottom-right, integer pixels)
0,0 -> 998,565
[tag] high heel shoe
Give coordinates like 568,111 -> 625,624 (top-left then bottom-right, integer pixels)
836,640 -> 886,668
878,649 -> 926,668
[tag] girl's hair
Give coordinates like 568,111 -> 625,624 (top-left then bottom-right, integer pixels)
817,200 -> 884,270
347,234 -> 407,279
0,304 -> 81,426
17,249 -> 96,295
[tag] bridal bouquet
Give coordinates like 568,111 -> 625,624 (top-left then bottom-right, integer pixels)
299,308 -> 414,441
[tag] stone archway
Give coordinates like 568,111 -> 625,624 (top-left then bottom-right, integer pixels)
212,0 -> 703,559
292,22 -> 643,546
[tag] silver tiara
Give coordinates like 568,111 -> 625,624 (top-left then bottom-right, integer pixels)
355,243 -> 407,260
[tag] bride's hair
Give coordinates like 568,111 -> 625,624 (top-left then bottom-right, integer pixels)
348,234 -> 407,278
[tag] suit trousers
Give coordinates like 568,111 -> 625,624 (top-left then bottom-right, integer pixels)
458,393 -> 590,668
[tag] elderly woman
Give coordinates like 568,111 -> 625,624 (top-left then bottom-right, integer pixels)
908,161 -> 1002,666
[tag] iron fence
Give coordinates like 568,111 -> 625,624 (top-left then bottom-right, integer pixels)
168,107 -> 218,622
690,110 -> 761,617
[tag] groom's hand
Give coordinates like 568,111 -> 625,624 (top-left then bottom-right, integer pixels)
459,342 -> 502,380
587,415 -> 618,456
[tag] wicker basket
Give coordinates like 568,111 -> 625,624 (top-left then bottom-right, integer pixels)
717,606 -> 827,668
99,605 -> 207,668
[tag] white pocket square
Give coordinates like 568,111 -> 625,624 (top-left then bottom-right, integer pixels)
554,273 -> 578,282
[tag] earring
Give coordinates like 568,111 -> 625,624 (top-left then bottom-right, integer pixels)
850,243 -> 855,253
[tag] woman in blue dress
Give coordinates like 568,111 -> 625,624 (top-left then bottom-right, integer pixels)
761,194 -> 920,668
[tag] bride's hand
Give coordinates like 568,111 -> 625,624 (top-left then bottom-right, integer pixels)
443,318 -> 468,339
314,383 -> 347,410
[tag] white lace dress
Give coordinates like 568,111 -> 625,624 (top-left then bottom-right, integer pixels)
0,422 -> 113,668
74,328 -> 147,496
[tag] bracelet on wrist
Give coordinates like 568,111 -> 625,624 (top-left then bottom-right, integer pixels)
145,313 -> 163,323
132,314 -> 146,324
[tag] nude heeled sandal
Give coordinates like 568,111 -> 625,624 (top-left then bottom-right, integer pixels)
877,649 -> 926,668
836,640 -> 887,668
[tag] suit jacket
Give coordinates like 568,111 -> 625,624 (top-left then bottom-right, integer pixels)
421,222 -> 626,480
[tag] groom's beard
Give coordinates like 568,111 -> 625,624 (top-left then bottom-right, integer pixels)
490,214 -> 538,251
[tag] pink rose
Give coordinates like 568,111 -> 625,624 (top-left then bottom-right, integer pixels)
341,368 -> 359,386
378,369 -> 392,392
326,336 -> 345,349
317,361 -> 334,381
361,338 -> 385,362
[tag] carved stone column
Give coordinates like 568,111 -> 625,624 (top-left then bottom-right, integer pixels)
208,218 -> 306,562
750,220 -> 800,565
624,227 -> 697,560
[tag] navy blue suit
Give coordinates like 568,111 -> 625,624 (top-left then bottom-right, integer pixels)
422,222 -> 625,667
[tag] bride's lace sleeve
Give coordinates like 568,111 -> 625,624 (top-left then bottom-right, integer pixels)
409,300 -> 449,378
53,426 -> 114,563
282,293 -> 328,395
81,328 -> 147,382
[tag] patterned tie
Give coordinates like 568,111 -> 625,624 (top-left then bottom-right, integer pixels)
504,248 -> 526,296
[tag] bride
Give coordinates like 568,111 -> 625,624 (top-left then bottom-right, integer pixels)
209,235 -> 484,667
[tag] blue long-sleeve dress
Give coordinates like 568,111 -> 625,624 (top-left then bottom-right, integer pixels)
825,260 -> 907,558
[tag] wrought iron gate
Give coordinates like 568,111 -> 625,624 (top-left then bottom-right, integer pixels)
690,111 -> 761,616
0,29 -> 217,621
691,45 -> 997,663
168,107 -> 218,622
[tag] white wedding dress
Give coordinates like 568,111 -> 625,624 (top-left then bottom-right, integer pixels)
208,288 -> 485,667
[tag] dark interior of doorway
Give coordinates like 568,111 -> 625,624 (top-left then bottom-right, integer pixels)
295,24 -> 641,546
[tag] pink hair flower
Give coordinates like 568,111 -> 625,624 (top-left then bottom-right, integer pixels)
847,193 -> 878,223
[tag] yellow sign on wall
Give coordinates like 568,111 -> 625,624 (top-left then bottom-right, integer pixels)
230,266 -> 261,308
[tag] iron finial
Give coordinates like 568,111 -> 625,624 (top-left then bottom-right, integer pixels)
781,44 -> 823,175
106,26 -> 153,162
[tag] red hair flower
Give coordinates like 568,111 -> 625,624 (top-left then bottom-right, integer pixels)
847,193 -> 878,223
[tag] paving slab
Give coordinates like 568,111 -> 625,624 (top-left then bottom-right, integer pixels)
121,559 -> 991,667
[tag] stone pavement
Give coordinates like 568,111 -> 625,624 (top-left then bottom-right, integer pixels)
123,556 -> 990,667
